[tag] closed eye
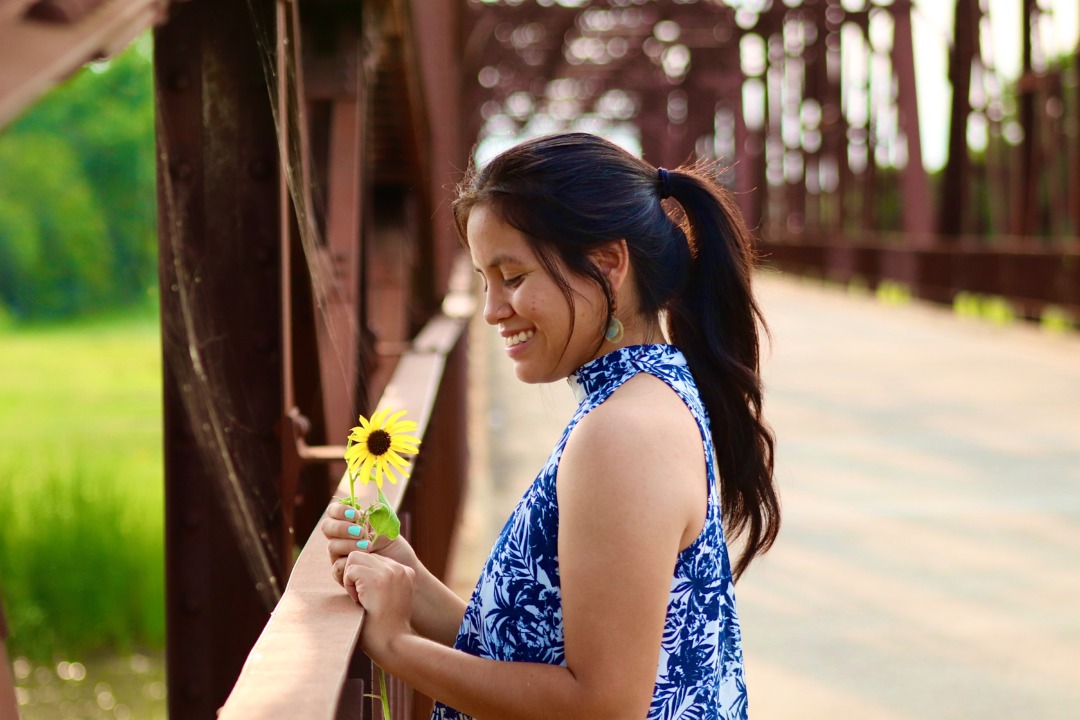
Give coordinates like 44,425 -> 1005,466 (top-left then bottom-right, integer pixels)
503,275 -> 524,288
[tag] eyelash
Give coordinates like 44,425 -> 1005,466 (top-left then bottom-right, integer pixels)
503,275 -> 524,288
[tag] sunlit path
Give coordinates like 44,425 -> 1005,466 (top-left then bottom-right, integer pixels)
741,273 -> 1080,719
452,271 -> 1080,719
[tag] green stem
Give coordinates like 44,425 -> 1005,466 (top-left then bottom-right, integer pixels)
378,665 -> 391,720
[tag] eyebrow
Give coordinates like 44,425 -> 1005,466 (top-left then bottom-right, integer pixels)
473,253 -> 526,272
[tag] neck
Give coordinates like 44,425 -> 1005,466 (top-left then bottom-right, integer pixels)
613,313 -> 664,348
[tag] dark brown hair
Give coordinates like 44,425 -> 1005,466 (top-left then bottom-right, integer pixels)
454,132 -> 779,580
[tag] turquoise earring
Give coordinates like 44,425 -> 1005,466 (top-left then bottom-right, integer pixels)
605,302 -> 624,343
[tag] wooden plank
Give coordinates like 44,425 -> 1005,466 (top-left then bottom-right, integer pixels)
0,0 -> 162,127
219,314 -> 464,720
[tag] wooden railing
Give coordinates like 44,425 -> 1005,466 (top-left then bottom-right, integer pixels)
218,276 -> 475,720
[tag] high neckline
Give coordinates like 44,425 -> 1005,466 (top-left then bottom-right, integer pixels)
566,343 -> 682,403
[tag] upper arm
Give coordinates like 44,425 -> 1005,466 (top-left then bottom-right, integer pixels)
556,374 -> 707,718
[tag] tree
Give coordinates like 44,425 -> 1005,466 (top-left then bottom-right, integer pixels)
0,36 -> 156,320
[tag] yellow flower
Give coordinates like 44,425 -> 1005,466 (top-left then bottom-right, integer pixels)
345,408 -> 421,489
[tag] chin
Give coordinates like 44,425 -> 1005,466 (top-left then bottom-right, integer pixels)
513,362 -> 562,385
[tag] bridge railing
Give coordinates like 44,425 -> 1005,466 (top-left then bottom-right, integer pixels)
218,277 -> 474,720
759,232 -> 1080,321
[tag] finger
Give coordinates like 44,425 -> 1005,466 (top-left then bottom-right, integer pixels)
347,549 -> 374,568
326,502 -> 363,523
322,517 -> 370,542
328,538 -> 372,560
331,557 -> 346,586
342,564 -> 372,604
325,501 -> 350,520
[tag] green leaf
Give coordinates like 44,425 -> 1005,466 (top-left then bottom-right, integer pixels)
367,487 -> 400,540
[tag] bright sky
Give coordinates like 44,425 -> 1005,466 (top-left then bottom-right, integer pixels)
914,0 -> 1079,170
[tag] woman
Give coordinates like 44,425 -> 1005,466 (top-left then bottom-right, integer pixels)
322,132 -> 780,719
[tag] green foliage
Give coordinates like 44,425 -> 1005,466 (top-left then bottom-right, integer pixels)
875,280 -> 911,306
981,296 -> 1016,326
953,292 -> 1022,326
1040,305 -> 1074,334
953,291 -> 982,319
0,315 -> 164,660
0,36 -> 156,322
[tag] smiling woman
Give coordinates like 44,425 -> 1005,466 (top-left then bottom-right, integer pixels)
322,132 -> 780,720
468,205 -> 616,384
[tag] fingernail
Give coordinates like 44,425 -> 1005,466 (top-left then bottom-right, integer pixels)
344,508 -> 356,520
356,540 -> 370,550
348,525 -> 361,537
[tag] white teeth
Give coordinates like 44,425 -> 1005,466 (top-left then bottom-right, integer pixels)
504,330 -> 535,348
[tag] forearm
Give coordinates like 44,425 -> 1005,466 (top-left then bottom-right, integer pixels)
410,563 -> 467,646
382,634 -> 612,720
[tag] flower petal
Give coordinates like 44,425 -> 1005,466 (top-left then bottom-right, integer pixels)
390,435 -> 421,450
370,408 -> 389,429
387,420 -> 418,434
373,459 -> 388,488
359,454 -> 376,485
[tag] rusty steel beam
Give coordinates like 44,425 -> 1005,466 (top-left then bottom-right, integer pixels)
890,0 -> 932,241
0,0 -> 165,127
0,600 -> 17,720
1073,26 -> 1080,236
940,0 -> 980,237
156,0 -> 287,717
1013,0 -> 1039,235
759,233 -> 1080,316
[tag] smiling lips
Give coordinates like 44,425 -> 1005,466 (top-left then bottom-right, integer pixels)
504,329 -> 535,348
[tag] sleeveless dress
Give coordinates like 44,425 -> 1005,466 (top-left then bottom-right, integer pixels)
432,344 -> 748,720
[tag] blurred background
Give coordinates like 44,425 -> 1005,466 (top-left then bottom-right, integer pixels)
0,0 -> 1077,718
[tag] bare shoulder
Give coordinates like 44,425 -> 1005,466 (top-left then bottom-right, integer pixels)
558,372 -> 706,549
566,372 -> 702,466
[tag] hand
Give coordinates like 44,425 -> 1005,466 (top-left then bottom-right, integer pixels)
343,550 -> 416,661
323,500 -> 419,587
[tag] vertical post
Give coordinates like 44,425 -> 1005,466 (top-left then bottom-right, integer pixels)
0,600 -> 19,720
1013,0 -> 1039,235
890,0 -> 933,240
1071,14 -> 1080,235
156,1 -> 286,717
940,0 -> 979,237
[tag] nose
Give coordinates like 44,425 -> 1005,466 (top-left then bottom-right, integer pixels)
483,285 -> 512,326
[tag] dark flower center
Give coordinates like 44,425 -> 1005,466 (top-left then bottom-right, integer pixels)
366,429 -> 392,456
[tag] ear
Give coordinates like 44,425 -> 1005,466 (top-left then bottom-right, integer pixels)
591,239 -> 630,295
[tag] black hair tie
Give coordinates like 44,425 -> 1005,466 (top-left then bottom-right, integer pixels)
657,167 -> 672,200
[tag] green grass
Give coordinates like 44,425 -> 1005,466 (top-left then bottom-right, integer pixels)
0,312 -> 164,660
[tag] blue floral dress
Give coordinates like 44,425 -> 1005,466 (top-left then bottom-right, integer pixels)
432,344 -> 748,720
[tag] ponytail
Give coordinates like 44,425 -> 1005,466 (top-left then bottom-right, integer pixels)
663,168 -> 780,582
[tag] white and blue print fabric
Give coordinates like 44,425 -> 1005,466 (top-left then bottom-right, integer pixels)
432,344 -> 747,720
